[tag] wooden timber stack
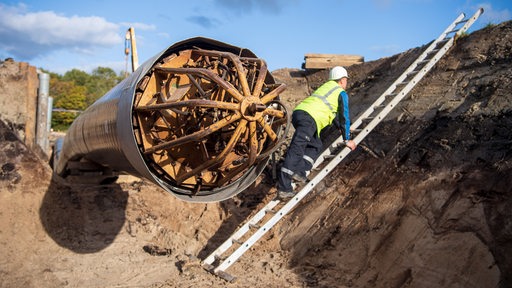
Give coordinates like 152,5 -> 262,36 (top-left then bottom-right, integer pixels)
303,53 -> 364,69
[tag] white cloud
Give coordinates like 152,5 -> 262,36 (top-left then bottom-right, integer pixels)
369,44 -> 401,56
0,4 -> 122,59
476,3 -> 511,24
187,15 -> 221,28
157,32 -> 171,39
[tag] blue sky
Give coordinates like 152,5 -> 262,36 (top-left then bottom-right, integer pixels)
0,0 -> 510,74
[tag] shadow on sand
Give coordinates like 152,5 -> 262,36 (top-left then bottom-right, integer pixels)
39,175 -> 128,253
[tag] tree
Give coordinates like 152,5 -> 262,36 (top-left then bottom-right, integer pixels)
49,67 -> 122,131
85,67 -> 123,105
62,69 -> 89,86
52,85 -> 87,131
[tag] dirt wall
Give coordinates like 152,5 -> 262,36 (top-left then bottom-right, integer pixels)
0,59 -> 40,151
273,20 -> 512,287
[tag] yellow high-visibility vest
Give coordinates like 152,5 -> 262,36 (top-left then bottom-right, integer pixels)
294,80 -> 343,135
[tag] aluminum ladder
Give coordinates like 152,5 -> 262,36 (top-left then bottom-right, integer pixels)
201,8 -> 483,282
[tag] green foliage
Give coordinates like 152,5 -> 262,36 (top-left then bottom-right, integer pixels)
62,69 -> 89,86
458,31 -> 469,38
86,67 -> 123,105
485,22 -> 496,29
50,67 -> 124,131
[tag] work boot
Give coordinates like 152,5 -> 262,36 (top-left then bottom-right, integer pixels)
278,190 -> 296,200
292,173 -> 308,183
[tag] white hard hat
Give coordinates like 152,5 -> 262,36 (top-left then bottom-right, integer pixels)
329,66 -> 349,80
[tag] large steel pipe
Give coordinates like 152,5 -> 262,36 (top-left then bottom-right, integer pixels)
54,37 -> 289,202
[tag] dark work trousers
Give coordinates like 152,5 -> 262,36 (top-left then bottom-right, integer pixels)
278,110 -> 323,192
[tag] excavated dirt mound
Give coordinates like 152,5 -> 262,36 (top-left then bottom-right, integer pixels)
273,21 -> 512,287
1,21 -> 511,288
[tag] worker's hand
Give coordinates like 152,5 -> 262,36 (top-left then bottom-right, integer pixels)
345,140 -> 357,151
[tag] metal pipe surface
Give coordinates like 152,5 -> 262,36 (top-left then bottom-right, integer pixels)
54,37 -> 289,202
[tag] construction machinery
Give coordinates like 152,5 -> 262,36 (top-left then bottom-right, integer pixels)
54,37 -> 290,202
125,27 -> 139,75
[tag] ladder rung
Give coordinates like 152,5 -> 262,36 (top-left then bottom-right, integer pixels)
375,104 -> 386,109
426,49 -> 440,56
216,270 -> 237,283
248,223 -> 260,229
446,28 -> 460,34
427,48 -> 440,54
202,263 -> 215,271
232,238 -> 243,245
406,70 -> 419,77
434,38 -> 450,48
396,81 -> 409,86
417,59 -> 429,65
324,154 -> 335,160
386,93 -> 397,98
363,117 -> 374,122
265,208 -> 276,214
455,19 -> 469,25
326,142 -> 343,151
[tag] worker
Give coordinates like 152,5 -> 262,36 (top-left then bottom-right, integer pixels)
277,66 -> 356,199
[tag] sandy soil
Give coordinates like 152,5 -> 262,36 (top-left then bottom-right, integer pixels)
1,21 -> 511,288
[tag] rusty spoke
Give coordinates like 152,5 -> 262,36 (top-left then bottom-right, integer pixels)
260,83 -> 287,104
257,117 -> 277,141
193,49 -> 251,97
216,121 -> 259,187
176,119 -> 248,184
135,99 -> 239,112
261,107 -> 285,119
248,121 -> 258,165
186,74 -> 207,98
156,67 -> 245,102
252,59 -> 268,97
143,113 -> 241,155
216,161 -> 250,187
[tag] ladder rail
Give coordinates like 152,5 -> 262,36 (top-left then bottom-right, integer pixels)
454,8 -> 484,36
313,8 -> 482,169
351,39 -> 454,144
350,12 -> 465,130
350,7 -> 483,146
214,144 -> 354,273
201,8 -> 483,279
202,199 -> 281,266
